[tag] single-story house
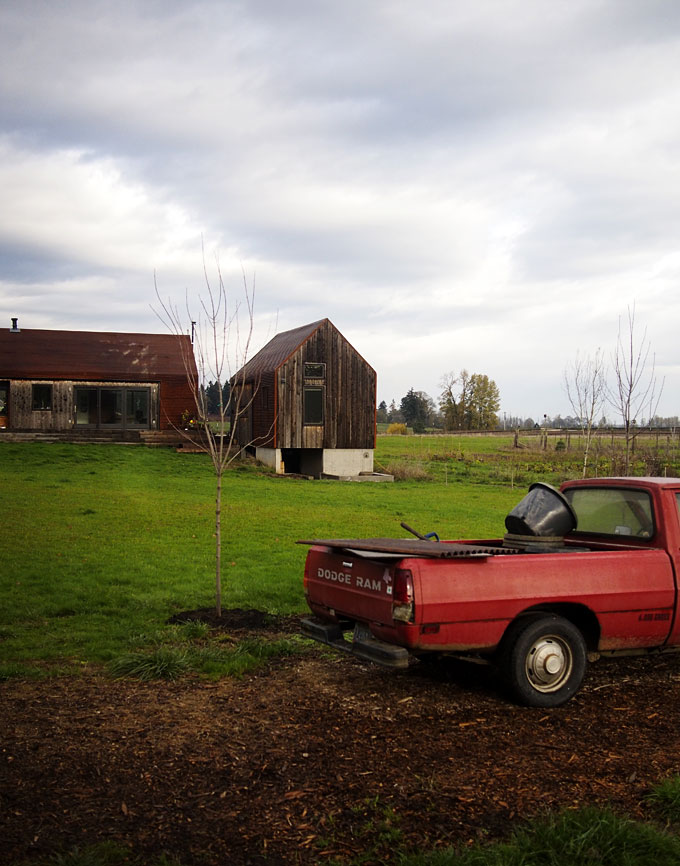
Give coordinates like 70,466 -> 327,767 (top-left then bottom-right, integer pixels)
0,318 -> 196,435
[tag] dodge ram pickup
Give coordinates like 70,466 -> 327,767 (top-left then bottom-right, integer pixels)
300,477 -> 680,707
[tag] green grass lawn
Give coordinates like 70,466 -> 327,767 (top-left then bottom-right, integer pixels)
1,441 -> 522,675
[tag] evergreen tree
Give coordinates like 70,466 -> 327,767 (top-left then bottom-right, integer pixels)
400,388 -> 432,433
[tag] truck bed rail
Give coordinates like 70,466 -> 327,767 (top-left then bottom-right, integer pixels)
297,538 -> 521,558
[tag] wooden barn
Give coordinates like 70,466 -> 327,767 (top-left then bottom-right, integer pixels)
0,318 -> 196,437
231,318 -> 376,477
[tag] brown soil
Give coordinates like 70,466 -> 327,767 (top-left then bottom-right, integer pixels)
3,609 -> 680,865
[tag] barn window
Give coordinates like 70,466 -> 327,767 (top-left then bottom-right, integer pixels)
303,386 -> 324,425
32,384 -> 52,410
304,362 -> 325,379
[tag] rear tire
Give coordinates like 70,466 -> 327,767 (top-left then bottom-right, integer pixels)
500,615 -> 587,707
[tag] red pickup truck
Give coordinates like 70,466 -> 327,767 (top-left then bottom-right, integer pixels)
300,477 -> 680,707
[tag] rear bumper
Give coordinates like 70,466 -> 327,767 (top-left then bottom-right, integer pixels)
301,617 -> 411,670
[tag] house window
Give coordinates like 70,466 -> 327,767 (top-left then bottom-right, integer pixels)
76,389 -> 98,425
126,390 -> 149,426
304,386 -> 324,425
32,384 -> 52,410
74,386 -> 152,428
100,389 -> 123,425
304,362 -> 325,379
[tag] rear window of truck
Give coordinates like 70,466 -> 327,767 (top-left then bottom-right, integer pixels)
563,487 -> 654,538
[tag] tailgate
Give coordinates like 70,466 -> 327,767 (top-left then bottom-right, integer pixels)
304,546 -> 398,624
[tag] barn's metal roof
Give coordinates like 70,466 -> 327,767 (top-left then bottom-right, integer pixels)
233,319 -> 327,383
0,327 -> 195,381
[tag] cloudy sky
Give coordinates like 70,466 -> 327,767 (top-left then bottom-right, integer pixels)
2,0 -> 679,421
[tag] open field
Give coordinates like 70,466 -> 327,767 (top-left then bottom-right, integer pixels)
4,437 -> 680,865
375,430 -> 680,486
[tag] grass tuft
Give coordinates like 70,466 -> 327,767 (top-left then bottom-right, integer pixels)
38,841 -> 131,866
400,807 -> 680,865
176,619 -> 211,640
109,646 -> 190,681
647,776 -> 680,823
29,841 -> 185,866
109,636 -> 303,682
191,636 -> 301,679
0,663 -> 47,681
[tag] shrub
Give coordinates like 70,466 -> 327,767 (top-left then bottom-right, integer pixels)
387,422 -> 408,435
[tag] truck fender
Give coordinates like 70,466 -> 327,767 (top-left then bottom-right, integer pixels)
498,604 -> 601,656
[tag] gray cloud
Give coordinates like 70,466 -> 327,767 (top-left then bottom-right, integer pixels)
1,0 -> 679,418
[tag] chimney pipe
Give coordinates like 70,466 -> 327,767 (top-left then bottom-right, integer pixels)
10,317 -> 19,332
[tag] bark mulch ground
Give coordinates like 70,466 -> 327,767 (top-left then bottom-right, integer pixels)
3,609 -> 680,865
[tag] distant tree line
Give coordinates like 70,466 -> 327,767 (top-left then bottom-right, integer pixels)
377,369 -> 502,433
200,380 -> 231,415
377,398 -> 680,434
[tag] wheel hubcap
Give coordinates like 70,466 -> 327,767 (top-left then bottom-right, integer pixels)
526,635 -> 573,693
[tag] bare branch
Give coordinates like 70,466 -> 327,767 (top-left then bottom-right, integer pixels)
606,303 -> 664,472
152,252 -> 260,617
564,348 -> 606,477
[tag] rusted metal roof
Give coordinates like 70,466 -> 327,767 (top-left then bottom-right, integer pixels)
0,327 -> 196,381
233,319 -> 326,383
297,538 -> 521,558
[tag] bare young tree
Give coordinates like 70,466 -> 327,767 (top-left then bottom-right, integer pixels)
564,348 -> 606,477
154,255 -> 258,617
607,304 -> 664,474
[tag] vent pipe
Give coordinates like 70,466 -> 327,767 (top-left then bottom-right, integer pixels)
10,317 -> 19,333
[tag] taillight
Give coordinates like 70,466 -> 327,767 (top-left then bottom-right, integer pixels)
393,568 -> 414,602
392,568 -> 414,622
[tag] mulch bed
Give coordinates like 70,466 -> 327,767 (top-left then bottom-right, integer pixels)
3,612 -> 680,865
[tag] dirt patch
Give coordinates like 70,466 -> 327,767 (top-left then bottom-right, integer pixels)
3,617 -> 680,865
168,606 -> 302,633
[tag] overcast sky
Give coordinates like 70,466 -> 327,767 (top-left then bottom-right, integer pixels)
2,0 -> 679,421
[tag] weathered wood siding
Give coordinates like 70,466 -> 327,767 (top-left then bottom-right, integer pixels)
8,381 -> 166,431
10,381 -> 72,431
276,321 -> 376,450
246,371 -> 276,446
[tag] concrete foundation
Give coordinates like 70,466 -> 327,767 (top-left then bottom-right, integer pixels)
255,446 -> 375,479
254,447 -> 284,474
321,448 -> 374,477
